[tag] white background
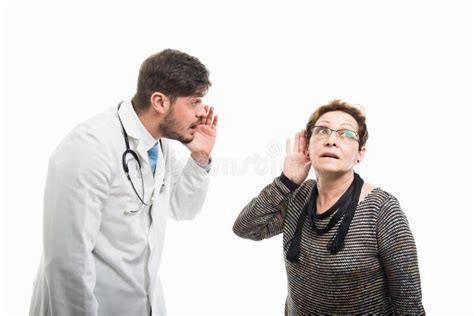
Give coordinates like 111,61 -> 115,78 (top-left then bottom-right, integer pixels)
1,1 -> 473,315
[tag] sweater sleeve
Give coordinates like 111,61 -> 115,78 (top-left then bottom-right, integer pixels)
377,196 -> 425,314
232,173 -> 298,241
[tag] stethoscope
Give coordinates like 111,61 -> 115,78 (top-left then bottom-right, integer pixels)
117,102 -> 162,207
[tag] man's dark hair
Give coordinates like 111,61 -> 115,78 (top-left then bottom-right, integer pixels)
132,49 -> 211,112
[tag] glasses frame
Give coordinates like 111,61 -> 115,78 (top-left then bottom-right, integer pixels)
310,125 -> 360,142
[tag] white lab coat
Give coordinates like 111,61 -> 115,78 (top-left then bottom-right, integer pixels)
29,101 -> 210,316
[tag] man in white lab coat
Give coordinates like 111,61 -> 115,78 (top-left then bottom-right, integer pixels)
29,49 -> 218,316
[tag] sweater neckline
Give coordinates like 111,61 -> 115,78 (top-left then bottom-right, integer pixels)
314,186 -> 381,219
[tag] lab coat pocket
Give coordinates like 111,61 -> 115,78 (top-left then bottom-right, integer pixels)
124,202 -> 148,215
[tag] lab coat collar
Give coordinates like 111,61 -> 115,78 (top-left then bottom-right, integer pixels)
118,100 -> 157,152
118,100 -> 159,203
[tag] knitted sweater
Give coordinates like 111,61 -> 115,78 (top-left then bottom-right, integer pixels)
233,175 -> 424,315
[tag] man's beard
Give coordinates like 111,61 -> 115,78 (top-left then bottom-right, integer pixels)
159,109 -> 195,144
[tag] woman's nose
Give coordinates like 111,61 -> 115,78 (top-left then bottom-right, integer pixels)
324,131 -> 339,146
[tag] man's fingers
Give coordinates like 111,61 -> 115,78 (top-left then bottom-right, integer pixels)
205,106 -> 214,125
211,114 -> 218,130
286,138 -> 291,155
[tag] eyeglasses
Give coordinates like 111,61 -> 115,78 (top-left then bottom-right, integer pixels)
310,125 -> 359,142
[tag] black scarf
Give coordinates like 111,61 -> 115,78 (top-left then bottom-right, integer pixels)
286,173 -> 364,262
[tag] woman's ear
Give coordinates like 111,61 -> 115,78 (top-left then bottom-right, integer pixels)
357,147 -> 366,163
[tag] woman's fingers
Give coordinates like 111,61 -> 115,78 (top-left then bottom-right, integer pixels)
300,129 -> 307,153
296,130 -> 305,153
294,132 -> 299,153
285,129 -> 309,157
286,138 -> 291,156
288,130 -> 308,155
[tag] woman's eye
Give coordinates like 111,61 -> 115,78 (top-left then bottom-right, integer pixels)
319,128 -> 330,135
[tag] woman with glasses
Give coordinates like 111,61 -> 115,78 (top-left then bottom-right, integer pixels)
233,99 -> 424,314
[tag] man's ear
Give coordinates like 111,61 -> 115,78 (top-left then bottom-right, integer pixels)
150,92 -> 168,114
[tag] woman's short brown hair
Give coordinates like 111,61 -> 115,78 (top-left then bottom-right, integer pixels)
305,99 -> 368,149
